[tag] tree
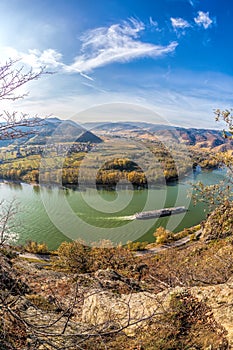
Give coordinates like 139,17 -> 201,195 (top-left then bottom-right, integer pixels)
192,109 -> 233,210
192,110 -> 232,241
214,108 -> 233,139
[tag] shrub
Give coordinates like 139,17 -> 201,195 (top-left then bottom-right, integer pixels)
126,241 -> 148,251
25,241 -> 49,254
56,240 -> 91,273
90,241 -> 136,275
55,239 -> 137,276
154,226 -> 174,244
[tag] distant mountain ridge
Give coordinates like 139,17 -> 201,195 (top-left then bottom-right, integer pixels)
1,118 -> 232,151
82,121 -> 233,151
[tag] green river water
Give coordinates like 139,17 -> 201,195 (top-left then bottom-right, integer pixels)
0,169 -> 225,249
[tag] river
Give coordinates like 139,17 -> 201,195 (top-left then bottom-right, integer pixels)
0,169 -> 226,249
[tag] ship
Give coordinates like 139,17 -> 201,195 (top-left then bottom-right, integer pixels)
134,206 -> 187,220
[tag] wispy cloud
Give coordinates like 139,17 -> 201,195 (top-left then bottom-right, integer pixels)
188,0 -> 199,7
66,18 -> 178,73
1,19 -> 177,79
79,72 -> 94,81
194,11 -> 213,29
149,16 -> 161,31
149,16 -> 158,27
81,82 -> 107,93
171,17 -> 191,29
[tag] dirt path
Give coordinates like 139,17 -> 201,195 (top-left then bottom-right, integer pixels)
18,252 -> 51,261
136,229 -> 202,256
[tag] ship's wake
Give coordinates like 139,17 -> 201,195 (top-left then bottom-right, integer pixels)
96,215 -> 135,221
114,215 -> 135,221
76,213 -> 135,221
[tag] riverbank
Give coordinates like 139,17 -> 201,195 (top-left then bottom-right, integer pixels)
0,168 -> 216,193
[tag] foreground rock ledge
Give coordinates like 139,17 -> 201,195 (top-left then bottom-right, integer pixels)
82,277 -> 233,344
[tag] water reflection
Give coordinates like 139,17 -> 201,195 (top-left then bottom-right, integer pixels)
4,181 -> 23,191
33,185 -> 40,194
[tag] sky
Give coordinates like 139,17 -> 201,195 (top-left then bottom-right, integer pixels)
0,0 -> 232,128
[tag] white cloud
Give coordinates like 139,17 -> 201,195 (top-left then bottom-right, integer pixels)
0,47 -> 64,70
194,11 -> 213,29
0,46 -> 91,80
171,17 -> 191,29
21,49 -> 64,69
66,19 -> 178,73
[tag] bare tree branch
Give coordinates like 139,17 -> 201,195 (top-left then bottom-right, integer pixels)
0,199 -> 19,246
0,111 -> 44,140
0,58 -> 49,141
0,59 -> 46,101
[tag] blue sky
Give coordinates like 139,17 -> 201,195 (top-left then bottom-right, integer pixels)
0,0 -> 232,128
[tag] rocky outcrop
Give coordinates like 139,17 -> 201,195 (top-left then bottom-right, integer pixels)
82,289 -> 170,336
192,276 -> 233,346
82,277 -> 233,345
202,201 -> 233,242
